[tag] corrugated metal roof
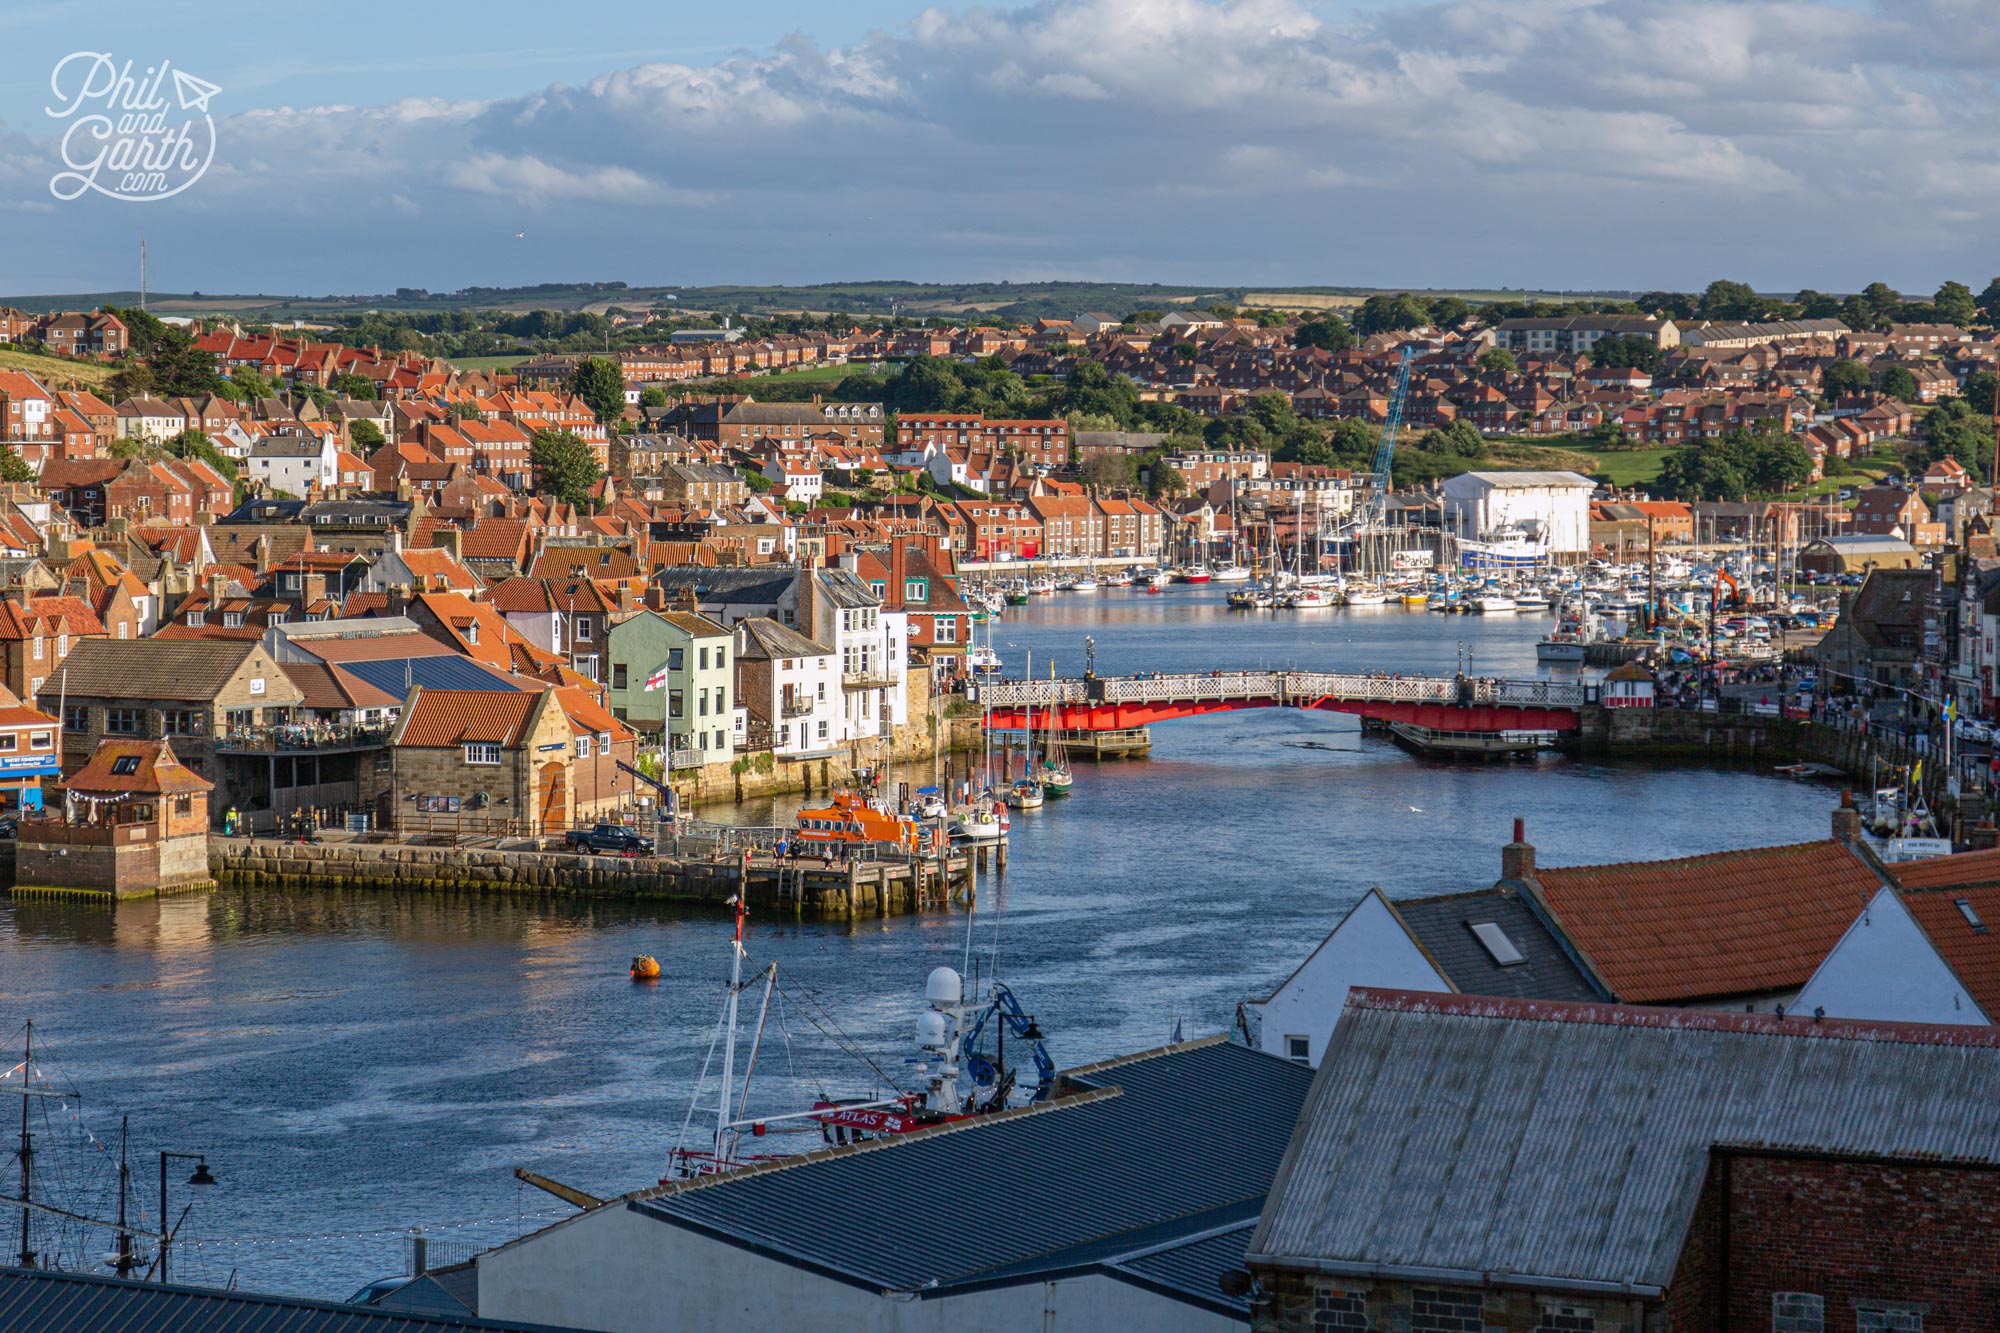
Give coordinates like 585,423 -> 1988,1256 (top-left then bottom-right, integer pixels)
1389,889 -> 1604,1002
1104,1220 -> 1257,1316
0,1268 -> 568,1333
1532,839 -> 1878,1003
1249,990 -> 2000,1292
634,1040 -> 1311,1294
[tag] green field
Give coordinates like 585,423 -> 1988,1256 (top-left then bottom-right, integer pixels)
0,346 -> 116,389
1587,447 -> 1674,488
448,354 -> 530,373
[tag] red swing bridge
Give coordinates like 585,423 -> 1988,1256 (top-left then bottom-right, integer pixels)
977,670 -> 1592,735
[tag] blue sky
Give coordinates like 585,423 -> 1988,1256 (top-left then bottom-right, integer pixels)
0,0 -> 1994,298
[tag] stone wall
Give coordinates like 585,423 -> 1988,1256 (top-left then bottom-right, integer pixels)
1258,1271 -> 1663,1333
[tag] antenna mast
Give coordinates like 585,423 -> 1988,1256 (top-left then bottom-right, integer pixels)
140,239 -> 148,313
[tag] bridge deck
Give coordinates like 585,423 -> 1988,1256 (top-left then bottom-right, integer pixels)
977,670 -> 1590,734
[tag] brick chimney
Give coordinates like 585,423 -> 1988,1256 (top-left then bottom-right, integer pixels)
299,572 -> 328,607
435,526 -> 463,561
1832,789 -> 1863,843
206,571 -> 226,608
386,582 -> 410,618
889,539 -> 908,608
643,583 -> 667,612
1501,817 -> 1536,882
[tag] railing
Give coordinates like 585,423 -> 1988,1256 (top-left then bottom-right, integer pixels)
666,748 -> 706,770
979,671 -> 1589,711
214,723 -> 395,753
781,699 -> 815,718
18,818 -> 156,846
841,670 -> 893,691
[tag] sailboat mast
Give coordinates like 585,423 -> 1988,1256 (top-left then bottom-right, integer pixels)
15,1020 -> 31,1269
716,898 -> 745,1162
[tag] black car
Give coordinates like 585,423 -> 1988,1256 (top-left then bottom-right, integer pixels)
563,824 -> 655,855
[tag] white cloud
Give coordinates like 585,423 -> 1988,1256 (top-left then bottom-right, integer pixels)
3,0 -> 2000,292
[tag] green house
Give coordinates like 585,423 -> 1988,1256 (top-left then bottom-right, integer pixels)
605,609 -> 735,765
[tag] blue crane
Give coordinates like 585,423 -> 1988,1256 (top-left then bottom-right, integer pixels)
1370,343 -> 1417,521
959,984 -> 1055,1108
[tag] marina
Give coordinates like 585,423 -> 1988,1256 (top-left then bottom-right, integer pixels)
0,589 -> 1845,1299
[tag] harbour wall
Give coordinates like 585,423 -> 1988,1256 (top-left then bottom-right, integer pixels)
206,839 -> 967,920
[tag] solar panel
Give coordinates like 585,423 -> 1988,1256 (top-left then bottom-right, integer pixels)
1468,920 -> 1526,966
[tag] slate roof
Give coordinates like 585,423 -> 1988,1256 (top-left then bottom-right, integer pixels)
620,1040 -> 1310,1296
52,639 -> 293,704
652,565 -> 797,607
0,1267 -> 564,1332
734,617 -> 830,661
1531,839 -> 1878,1003
1248,989 -> 2000,1294
1389,888 -> 1603,1002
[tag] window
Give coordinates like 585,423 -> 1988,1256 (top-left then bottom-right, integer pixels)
31,638 -> 41,661
817,720 -> 828,740
117,622 -> 128,639
110,755 -> 141,775
1957,898 -> 1987,932
0,735 -> 17,752
1469,921 -> 1526,966
575,618 -> 593,642
937,616 -> 958,644
715,686 -> 725,712
1853,1305 -> 1919,1333
698,689 -> 709,717
105,707 -> 141,735
669,689 -> 684,720
1771,1293 -> 1824,1333
668,647 -> 684,671
222,612 -> 243,628
906,579 -> 927,602
187,612 -> 205,627
64,705 -> 86,733
29,732 -> 50,750
574,736 -> 592,758
698,730 -> 708,751
463,743 -> 502,765
612,664 -> 628,690
714,729 -> 725,750
1284,1035 -> 1310,1063
714,649 -> 726,672
699,646 -> 709,670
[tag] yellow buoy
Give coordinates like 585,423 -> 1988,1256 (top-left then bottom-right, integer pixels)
630,954 -> 660,982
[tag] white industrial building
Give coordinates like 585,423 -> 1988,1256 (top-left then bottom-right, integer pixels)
477,1040 -> 1312,1333
1440,470 -> 1596,561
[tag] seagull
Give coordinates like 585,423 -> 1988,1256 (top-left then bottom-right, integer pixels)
514,231 -> 526,239
1407,805 -> 1423,813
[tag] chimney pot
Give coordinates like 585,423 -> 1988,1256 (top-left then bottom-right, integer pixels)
1501,819 -> 1536,882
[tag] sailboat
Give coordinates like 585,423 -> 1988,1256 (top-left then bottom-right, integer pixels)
1039,661 -> 1073,797
1006,650 -> 1046,810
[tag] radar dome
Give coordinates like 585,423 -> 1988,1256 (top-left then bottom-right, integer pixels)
916,1011 -> 948,1050
925,966 -> 963,1006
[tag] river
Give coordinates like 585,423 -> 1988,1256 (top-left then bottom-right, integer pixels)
0,588 -> 1841,1296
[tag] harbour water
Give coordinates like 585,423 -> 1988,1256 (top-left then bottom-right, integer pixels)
0,589 -> 1841,1296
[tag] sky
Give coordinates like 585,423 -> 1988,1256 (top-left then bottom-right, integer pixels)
0,0 -> 1996,298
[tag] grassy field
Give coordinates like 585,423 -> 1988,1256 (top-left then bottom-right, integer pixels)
0,347 -> 116,390
1586,446 -> 1674,488
448,354 -> 530,373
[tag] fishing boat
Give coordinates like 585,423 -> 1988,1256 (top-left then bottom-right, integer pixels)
1534,634 -> 1587,664
1514,590 -> 1552,612
1460,524 -> 1548,570
1005,586 -> 1030,606
1144,569 -> 1173,589
1105,569 -> 1136,588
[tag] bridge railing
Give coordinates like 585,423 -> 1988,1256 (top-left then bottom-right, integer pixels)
979,670 -> 1588,711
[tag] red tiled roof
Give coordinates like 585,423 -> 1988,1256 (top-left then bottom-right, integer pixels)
1888,845 -> 2000,891
63,738 -> 212,796
1532,839 -> 1879,1004
1900,887 -> 2000,1022
0,595 -> 107,639
394,687 -> 540,748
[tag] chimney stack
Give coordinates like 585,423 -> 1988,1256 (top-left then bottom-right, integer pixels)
1832,789 -> 1863,843
1501,817 -> 1536,882
386,582 -> 410,618
207,571 -> 226,608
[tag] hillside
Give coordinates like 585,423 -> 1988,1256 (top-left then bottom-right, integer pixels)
0,347 -> 116,391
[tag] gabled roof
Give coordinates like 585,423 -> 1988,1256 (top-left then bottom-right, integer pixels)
393,687 -> 544,748
733,616 -> 830,661
1249,989 -> 2000,1294
1530,839 -> 1878,1003
1388,887 -> 1603,1002
52,639 -> 297,704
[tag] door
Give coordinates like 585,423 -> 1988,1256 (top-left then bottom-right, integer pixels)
537,761 -> 568,835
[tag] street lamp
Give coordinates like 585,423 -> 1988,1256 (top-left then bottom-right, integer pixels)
157,1151 -> 216,1283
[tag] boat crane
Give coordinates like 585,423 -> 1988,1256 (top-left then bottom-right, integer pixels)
957,983 -> 1055,1111
1369,343 -> 1417,526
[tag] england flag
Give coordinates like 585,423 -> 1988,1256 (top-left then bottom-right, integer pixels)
643,664 -> 668,691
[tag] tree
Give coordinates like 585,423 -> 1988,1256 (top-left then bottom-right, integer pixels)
1418,420 -> 1488,461
229,369 -> 275,401
1146,458 -> 1188,498
1428,296 -> 1472,329
1960,369 -> 2000,416
1294,316 -> 1355,352
1583,420 -> 1629,450
639,385 -> 668,408
1352,293 -> 1431,336
1881,364 -> 1919,404
1081,452 -> 1138,491
568,356 -> 627,426
1700,279 -> 1763,322
1327,419 -> 1379,468
146,327 -> 228,398
1821,359 -> 1870,400
330,372 -> 378,401
349,420 -> 385,450
530,429 -> 604,509
166,428 -> 237,480
1934,281 -> 1978,327
1793,289 -> 1842,320
0,447 -> 31,484
1476,348 -> 1517,375
1977,278 -> 2000,327
107,362 -> 155,402
1590,334 -> 1663,374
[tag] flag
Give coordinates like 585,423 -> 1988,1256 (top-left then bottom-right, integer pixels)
1171,1017 -> 1184,1044
1945,698 -> 1957,724
643,664 -> 668,692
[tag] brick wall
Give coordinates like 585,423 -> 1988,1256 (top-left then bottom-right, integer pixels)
1696,1151 -> 2000,1333
1258,1272 -> 1656,1333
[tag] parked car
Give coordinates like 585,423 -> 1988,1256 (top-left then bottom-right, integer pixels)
563,824 -> 655,855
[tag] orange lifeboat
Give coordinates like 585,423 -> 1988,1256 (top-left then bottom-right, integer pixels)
793,790 -> 918,847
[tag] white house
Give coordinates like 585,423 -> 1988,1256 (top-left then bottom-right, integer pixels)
477,1040 -> 1310,1333
734,617 -> 841,758
247,436 -> 337,495
1245,884 -> 1601,1066
762,456 -> 822,505
1791,881 -> 1998,1026
1440,470 -> 1595,560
